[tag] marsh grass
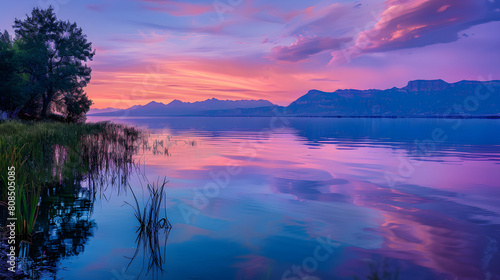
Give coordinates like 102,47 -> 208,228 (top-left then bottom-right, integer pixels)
139,132 -> 198,157
0,120 -> 142,240
353,259 -> 400,280
125,177 -> 172,279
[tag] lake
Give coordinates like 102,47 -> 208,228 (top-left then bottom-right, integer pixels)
26,117 -> 500,279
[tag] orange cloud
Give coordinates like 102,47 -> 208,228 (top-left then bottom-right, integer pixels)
87,54 -> 350,108
87,51 -> 413,109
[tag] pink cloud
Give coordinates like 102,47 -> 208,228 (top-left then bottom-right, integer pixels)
138,0 -> 212,17
88,48 -> 406,109
332,0 -> 500,62
86,4 -> 104,12
111,31 -> 170,44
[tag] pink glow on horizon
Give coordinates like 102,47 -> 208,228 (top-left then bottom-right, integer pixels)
87,53 -> 419,108
36,0 -> 497,109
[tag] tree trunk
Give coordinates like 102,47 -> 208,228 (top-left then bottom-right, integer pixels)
41,90 -> 52,119
41,96 -> 49,119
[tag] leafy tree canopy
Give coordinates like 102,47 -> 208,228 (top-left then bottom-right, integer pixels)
0,6 -> 95,122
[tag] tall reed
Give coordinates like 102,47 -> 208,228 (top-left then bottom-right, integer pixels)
125,177 -> 172,278
0,120 -> 142,239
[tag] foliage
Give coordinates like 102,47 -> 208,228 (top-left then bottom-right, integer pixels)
0,6 -> 95,122
0,121 -> 142,239
0,30 -> 28,113
63,88 -> 93,122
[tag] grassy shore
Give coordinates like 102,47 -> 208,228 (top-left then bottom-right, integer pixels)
0,120 -> 141,239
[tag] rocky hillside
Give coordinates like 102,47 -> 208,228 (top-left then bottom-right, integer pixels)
286,80 -> 500,117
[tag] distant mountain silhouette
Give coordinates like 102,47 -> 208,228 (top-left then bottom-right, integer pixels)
89,80 -> 500,117
87,107 -> 119,114
287,80 -> 500,117
89,98 -> 275,116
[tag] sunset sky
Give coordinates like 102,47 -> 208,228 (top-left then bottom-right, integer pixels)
2,0 -> 500,108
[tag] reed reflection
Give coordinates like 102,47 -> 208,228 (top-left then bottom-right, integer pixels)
1,122 -> 143,278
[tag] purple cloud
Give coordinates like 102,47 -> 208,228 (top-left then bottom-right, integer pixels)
334,0 -> 500,61
86,4 -> 104,12
271,36 -> 352,62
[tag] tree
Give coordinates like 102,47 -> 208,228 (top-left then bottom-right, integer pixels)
13,6 -> 95,121
55,86 -> 93,123
0,30 -> 28,113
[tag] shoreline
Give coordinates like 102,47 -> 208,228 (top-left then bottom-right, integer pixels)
0,239 -> 26,279
87,114 -> 500,119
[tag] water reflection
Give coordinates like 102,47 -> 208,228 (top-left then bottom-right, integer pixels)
86,117 -> 498,280
18,181 -> 95,279
127,226 -> 172,279
125,177 -> 172,279
96,117 -> 500,159
0,122 -> 144,279
5,116 -> 498,280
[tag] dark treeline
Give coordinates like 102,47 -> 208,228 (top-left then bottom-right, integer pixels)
0,7 -> 94,123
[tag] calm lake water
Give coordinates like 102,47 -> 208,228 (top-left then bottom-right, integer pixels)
31,117 -> 500,279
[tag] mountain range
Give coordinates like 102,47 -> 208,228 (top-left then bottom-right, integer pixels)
89,99 -> 275,116
88,80 -> 500,117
